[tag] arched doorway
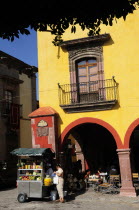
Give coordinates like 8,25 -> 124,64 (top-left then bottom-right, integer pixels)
129,125 -> 139,173
61,123 -> 120,175
124,119 -> 139,174
123,120 -> 139,196
60,118 -> 122,177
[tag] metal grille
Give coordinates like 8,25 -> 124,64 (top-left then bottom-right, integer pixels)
1,102 -> 22,118
58,79 -> 117,106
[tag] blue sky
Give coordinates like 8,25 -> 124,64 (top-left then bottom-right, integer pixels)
0,28 -> 39,99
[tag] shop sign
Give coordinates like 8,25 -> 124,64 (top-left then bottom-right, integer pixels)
37,120 -> 49,137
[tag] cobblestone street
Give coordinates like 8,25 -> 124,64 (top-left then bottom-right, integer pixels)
0,187 -> 139,210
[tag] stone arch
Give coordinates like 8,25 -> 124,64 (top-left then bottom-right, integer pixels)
124,118 -> 139,148
60,117 -> 123,150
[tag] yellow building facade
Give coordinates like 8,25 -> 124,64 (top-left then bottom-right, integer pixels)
37,9 -> 139,196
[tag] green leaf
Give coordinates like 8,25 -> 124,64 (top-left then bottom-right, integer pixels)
23,29 -> 30,35
15,33 -> 19,38
11,36 -> 14,42
71,26 -> 76,33
109,18 -> 113,26
81,24 -> 85,31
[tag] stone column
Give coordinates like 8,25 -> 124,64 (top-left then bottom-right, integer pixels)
117,148 -> 136,197
75,140 -> 85,171
76,151 -> 85,171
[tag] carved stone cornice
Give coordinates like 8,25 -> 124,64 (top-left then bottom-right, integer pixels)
68,46 -> 103,60
60,33 -> 111,51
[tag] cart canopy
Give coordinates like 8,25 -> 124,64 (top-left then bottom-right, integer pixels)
10,148 -> 54,157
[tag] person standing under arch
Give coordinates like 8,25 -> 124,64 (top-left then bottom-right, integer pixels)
54,164 -> 64,203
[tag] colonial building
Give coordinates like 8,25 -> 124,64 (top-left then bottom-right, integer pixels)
35,8 -> 139,196
0,50 -> 37,186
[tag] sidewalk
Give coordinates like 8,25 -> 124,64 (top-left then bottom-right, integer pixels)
0,187 -> 139,210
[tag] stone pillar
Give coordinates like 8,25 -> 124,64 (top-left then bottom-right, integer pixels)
76,151 -> 85,171
117,148 -> 136,197
75,141 -> 85,171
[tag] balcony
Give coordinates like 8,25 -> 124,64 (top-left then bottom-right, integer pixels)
58,78 -> 118,113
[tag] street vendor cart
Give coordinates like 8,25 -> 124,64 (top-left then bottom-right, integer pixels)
11,148 -> 56,203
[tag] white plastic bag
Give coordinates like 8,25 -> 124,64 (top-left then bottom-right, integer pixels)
53,175 -> 59,184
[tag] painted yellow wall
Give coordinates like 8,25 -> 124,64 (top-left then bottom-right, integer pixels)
19,73 -> 32,148
37,8 -> 139,145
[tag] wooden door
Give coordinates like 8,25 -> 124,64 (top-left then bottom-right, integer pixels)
77,58 -> 100,102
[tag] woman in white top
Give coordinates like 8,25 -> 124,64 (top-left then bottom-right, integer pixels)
54,164 -> 64,203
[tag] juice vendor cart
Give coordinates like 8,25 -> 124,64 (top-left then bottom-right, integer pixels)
11,148 -> 55,203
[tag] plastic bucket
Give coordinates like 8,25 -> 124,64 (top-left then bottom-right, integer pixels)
50,190 -> 57,201
44,177 -> 52,186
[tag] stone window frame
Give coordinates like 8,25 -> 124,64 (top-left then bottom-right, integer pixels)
59,34 -> 111,85
68,46 -> 104,85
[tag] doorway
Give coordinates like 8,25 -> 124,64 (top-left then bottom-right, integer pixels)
130,125 -> 139,173
62,123 -> 119,175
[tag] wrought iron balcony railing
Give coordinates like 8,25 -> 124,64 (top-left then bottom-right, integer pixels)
58,78 -> 118,112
